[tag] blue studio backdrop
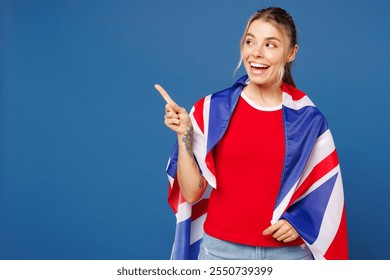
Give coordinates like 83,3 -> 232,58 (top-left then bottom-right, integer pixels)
1,0 -> 389,260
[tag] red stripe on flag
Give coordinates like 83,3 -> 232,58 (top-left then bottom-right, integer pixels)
191,198 -> 209,221
205,149 -> 216,177
168,176 -> 187,214
289,150 -> 339,205
282,82 -> 306,100
193,97 -> 205,134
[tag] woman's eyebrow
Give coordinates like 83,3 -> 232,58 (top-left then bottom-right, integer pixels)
246,33 -> 281,42
265,36 -> 281,42
246,33 -> 256,38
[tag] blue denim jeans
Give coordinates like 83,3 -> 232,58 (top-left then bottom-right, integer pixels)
198,232 -> 313,260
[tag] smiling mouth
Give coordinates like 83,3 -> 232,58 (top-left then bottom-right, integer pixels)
250,62 -> 270,74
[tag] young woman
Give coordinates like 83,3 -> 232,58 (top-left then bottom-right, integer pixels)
156,7 -> 348,260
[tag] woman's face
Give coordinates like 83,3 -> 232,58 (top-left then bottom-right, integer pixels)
242,19 -> 295,88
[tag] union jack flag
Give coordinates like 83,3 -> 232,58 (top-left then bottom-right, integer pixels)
165,75 -> 348,260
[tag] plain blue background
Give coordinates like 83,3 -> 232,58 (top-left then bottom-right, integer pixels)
1,0 -> 389,260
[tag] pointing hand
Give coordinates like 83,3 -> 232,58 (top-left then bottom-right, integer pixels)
155,84 -> 192,136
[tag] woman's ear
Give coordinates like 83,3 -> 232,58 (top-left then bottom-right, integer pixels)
287,44 -> 299,63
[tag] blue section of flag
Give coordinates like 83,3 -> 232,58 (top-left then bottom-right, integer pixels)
277,106 -> 327,208
170,217 -> 201,260
206,80 -> 244,154
170,218 -> 191,260
281,173 -> 338,244
166,141 -> 178,178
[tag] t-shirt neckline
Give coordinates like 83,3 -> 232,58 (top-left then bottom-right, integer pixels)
240,91 -> 282,111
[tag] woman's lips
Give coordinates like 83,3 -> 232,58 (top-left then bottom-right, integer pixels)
250,62 -> 270,75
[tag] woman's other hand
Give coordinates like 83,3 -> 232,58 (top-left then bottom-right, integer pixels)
262,219 -> 300,243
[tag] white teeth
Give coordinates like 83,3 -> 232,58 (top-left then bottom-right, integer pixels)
250,62 -> 269,68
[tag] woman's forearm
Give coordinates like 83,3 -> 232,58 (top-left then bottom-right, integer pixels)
154,84 -> 205,203
177,126 -> 206,203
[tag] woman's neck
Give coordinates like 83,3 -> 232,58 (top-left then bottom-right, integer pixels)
243,82 -> 282,107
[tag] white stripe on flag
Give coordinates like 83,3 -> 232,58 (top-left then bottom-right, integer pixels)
190,213 -> 206,245
298,129 -> 336,187
175,202 -> 191,223
311,165 -> 344,257
190,95 -> 216,188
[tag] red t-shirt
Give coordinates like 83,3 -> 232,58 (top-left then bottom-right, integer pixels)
204,92 -> 303,247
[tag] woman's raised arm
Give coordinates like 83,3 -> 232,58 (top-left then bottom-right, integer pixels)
155,84 -> 206,203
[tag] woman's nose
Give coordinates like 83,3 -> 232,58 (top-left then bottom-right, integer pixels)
252,46 -> 264,58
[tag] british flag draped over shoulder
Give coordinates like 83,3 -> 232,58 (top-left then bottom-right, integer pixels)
165,75 -> 348,260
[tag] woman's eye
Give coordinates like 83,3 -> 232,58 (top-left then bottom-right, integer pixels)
266,43 -> 276,48
245,40 -> 255,46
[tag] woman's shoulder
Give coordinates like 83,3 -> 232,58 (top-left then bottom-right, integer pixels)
282,83 -> 327,123
192,86 -> 232,114
193,76 -> 247,108
281,82 -> 307,101
282,83 -> 320,110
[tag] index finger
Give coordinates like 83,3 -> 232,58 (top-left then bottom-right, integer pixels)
154,84 -> 175,104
